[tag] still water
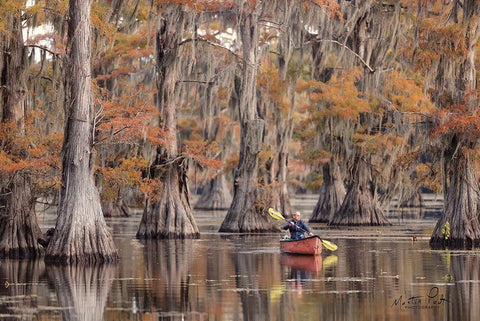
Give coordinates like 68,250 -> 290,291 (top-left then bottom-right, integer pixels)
0,195 -> 479,321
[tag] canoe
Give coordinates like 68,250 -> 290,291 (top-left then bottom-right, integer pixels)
280,236 -> 322,255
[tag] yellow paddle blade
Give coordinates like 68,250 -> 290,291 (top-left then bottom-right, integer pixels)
321,239 -> 338,251
268,208 -> 286,221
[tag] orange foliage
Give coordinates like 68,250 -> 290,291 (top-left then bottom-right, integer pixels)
183,138 -> 222,170
257,58 -> 288,110
140,177 -> 164,202
356,132 -> 407,155
297,67 -> 370,122
96,157 -> 149,202
95,86 -> 159,146
383,71 -> 435,114
432,107 -> 480,141
295,0 -> 341,19
0,116 -> 62,183
402,1 -> 468,72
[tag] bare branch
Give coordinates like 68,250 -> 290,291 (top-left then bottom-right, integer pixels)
93,125 -> 131,146
177,80 -> 215,85
26,44 -> 62,57
305,38 -> 376,73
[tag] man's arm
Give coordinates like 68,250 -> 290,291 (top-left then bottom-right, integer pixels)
301,221 -> 313,234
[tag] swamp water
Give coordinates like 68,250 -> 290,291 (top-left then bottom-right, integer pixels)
0,194 -> 479,321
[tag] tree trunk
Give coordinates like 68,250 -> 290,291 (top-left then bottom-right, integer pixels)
266,0 -> 300,217
429,2 -> 480,249
219,3 -> 277,232
430,151 -> 480,248
45,0 -> 118,263
0,175 -> 43,258
310,161 -> 346,223
330,156 -> 391,226
136,4 -> 199,238
275,147 -> 292,216
399,189 -> 424,208
195,173 -> 232,210
0,12 -> 43,258
194,66 -> 233,211
102,199 -> 130,217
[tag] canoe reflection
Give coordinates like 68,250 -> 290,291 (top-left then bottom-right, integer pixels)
281,253 -> 323,273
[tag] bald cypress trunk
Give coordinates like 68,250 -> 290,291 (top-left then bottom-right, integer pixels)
310,161 -> 345,223
45,0 -> 117,263
330,156 -> 391,226
0,12 -> 43,258
194,68 -> 232,211
137,4 -> 199,238
429,1 -> 480,248
219,3 -> 277,232
195,173 -> 232,210
430,148 -> 480,248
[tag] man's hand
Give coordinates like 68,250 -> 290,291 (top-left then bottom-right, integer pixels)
308,232 -> 313,236
289,222 -> 294,227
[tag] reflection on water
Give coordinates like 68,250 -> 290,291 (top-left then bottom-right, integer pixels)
0,208 -> 479,320
47,263 -> 116,321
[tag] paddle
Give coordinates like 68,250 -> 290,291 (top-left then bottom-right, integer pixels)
268,208 -> 338,251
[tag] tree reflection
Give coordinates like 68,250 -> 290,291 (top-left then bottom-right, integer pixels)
129,239 -> 196,319
46,263 -> 116,321
448,254 -> 480,320
234,251 -> 271,320
0,259 -> 45,319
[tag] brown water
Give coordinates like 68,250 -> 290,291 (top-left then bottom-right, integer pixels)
0,195 -> 479,321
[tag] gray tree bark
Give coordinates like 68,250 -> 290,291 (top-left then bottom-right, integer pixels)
330,156 -> 391,226
430,146 -> 480,248
45,0 -> 118,263
429,1 -> 480,248
219,2 -> 277,232
136,4 -> 200,238
0,12 -> 43,258
310,161 -> 346,223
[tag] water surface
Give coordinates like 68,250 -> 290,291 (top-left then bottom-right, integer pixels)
0,195 -> 478,320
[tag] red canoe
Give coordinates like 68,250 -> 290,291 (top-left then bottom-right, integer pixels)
280,236 -> 322,255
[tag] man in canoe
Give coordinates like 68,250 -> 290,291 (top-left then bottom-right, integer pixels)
283,211 -> 314,240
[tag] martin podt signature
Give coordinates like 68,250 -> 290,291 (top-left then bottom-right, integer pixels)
392,287 -> 448,309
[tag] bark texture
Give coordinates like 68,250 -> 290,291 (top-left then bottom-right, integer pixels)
45,0 -> 118,263
430,150 -> 480,248
0,175 -> 43,258
429,1 -> 480,248
310,162 -> 345,223
194,59 -> 232,211
330,156 -> 391,226
0,11 -> 43,258
219,3 -> 277,233
136,4 -> 199,238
